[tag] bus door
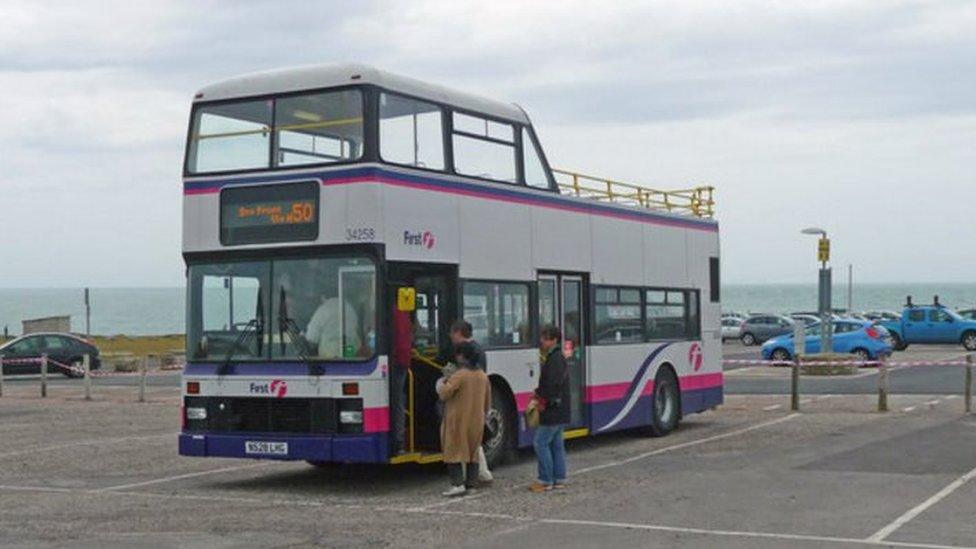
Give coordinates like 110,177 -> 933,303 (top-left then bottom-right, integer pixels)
538,274 -> 586,429
387,263 -> 458,454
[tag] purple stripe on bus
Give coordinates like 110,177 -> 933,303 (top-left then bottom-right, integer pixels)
183,359 -> 378,377
183,167 -> 719,232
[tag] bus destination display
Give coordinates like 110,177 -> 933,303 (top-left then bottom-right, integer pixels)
220,181 -> 319,245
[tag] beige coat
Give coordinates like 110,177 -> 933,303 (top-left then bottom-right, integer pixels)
437,367 -> 491,463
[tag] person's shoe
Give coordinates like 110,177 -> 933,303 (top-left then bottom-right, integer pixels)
528,481 -> 552,493
477,471 -> 494,484
442,485 -> 467,497
553,481 -> 568,489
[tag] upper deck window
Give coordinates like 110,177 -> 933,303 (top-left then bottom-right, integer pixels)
274,90 -> 363,167
186,89 -> 364,174
188,100 -> 273,173
452,112 -> 516,183
522,128 -> 551,190
380,93 -> 444,170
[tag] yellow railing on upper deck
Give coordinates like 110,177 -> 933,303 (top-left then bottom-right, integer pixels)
552,169 -> 715,219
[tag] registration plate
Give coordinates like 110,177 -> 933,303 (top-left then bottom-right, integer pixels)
245,441 -> 288,456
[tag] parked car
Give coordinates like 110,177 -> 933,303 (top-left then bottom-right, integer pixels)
761,320 -> 893,363
789,314 -> 821,327
739,315 -> 795,346
721,317 -> 743,342
959,309 -> 976,321
878,304 -> 976,351
0,333 -> 101,377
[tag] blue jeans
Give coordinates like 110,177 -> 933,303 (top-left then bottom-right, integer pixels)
533,424 -> 567,485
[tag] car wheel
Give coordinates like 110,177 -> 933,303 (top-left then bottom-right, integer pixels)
61,358 -> 83,378
741,333 -> 756,346
482,383 -> 516,467
646,367 -> 680,437
771,348 -> 792,363
962,331 -> 976,352
890,332 -> 908,351
851,348 -> 871,364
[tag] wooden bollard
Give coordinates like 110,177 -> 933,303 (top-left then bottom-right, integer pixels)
138,356 -> 147,403
83,354 -> 92,401
966,354 -> 973,414
40,354 -> 48,398
878,354 -> 889,412
791,359 -> 800,411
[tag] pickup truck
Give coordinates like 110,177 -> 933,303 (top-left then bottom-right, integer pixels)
879,305 -> 976,351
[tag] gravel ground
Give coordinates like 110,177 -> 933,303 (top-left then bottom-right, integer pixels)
2,380 -> 976,547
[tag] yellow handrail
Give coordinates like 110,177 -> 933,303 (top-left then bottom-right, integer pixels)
551,168 -> 715,219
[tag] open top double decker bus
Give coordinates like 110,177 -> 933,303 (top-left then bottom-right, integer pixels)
179,63 -> 721,466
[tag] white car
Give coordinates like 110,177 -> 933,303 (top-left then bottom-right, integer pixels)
721,317 -> 743,342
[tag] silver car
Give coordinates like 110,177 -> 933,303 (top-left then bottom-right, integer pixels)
739,315 -> 795,346
721,317 -> 743,342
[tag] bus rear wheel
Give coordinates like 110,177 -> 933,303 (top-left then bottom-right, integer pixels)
646,367 -> 680,437
482,385 -> 515,467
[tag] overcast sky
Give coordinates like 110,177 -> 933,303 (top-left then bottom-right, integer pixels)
1,0 -> 973,287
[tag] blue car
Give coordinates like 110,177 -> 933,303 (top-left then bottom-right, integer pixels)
761,320 -> 893,363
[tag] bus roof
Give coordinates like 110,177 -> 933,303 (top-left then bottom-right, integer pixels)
194,63 -> 531,125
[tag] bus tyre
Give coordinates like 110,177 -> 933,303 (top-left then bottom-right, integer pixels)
483,385 -> 515,467
962,331 -> 976,352
741,333 -> 756,346
646,367 -> 680,437
891,333 -> 908,351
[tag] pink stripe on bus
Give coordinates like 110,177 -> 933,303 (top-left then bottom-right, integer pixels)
679,372 -> 723,391
363,407 -> 389,433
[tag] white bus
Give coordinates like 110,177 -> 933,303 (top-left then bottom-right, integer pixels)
179,64 -> 721,466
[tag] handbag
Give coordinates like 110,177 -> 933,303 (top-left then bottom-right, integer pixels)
525,398 -> 541,429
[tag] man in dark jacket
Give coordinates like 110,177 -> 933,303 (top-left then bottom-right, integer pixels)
530,324 -> 570,492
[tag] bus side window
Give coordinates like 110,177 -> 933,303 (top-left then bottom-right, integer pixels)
452,112 -> 516,183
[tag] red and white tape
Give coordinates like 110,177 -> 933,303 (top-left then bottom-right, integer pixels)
723,358 -> 971,368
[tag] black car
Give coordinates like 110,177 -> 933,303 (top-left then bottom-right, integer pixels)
0,333 -> 101,377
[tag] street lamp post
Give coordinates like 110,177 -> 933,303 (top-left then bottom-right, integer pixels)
802,227 -> 832,355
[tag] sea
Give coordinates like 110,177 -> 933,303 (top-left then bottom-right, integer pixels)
1,283 -> 974,336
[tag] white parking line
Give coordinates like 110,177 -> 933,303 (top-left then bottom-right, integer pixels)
925,400 -> 940,406
762,404 -> 782,411
573,414 -> 800,476
542,517 -> 973,549
0,433 -> 173,459
96,462 -> 274,492
867,464 -> 976,543
903,406 -> 917,412
945,395 -> 959,400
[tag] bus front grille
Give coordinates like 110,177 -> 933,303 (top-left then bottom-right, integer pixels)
184,396 -> 341,434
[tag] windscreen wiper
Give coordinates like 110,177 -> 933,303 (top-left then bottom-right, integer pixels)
278,286 -> 320,375
217,318 -> 260,376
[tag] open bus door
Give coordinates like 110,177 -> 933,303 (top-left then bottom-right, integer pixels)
388,263 -> 458,462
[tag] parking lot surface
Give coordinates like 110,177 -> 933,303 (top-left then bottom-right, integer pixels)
2,371 -> 976,548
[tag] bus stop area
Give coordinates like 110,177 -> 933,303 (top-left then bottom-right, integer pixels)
1,347 -> 975,549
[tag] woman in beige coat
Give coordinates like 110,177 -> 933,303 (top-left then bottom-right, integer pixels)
436,342 -> 491,497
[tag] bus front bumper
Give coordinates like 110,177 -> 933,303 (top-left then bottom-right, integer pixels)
178,432 -> 389,464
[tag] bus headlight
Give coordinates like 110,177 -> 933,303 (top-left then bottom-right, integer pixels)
339,410 -> 363,424
186,407 -> 207,420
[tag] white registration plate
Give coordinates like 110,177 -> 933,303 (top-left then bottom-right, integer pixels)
245,441 -> 288,456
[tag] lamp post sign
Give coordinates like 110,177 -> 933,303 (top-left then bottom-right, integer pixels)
803,228 -> 833,355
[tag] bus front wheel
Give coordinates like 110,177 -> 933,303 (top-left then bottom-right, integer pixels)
482,385 -> 515,467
